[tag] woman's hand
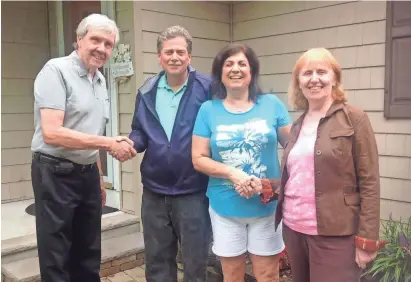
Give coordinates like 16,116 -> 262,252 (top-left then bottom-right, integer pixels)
248,176 -> 262,194
355,247 -> 377,269
229,168 -> 253,198
233,175 -> 262,199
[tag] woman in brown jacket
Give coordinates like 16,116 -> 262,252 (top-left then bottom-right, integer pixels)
240,48 -> 387,282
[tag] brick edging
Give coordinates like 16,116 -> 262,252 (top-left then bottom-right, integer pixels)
100,252 -> 144,277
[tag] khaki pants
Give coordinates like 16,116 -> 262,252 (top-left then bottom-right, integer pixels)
283,224 -> 361,282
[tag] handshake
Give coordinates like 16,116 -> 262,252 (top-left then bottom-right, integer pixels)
108,136 -> 137,162
229,168 -> 262,199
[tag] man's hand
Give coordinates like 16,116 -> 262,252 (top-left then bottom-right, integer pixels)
108,136 -> 137,162
100,175 -> 106,207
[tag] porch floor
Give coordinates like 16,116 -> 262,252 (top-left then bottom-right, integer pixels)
1,199 -> 36,240
1,199 -> 122,240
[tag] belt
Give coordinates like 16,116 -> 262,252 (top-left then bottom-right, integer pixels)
32,152 -> 96,171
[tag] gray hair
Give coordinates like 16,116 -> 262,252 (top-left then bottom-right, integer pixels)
157,25 -> 193,53
76,13 -> 120,45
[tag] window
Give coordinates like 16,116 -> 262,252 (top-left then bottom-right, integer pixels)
384,1 -> 411,119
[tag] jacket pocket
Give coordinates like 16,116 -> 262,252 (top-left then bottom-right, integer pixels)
330,128 -> 354,138
329,128 -> 354,157
344,192 -> 361,206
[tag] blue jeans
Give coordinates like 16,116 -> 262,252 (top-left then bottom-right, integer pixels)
142,188 -> 211,282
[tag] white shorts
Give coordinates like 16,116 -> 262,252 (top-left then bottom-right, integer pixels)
209,206 -> 285,257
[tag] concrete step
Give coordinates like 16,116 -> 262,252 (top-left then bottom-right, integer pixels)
101,211 -> 140,241
2,232 -> 145,282
1,211 -> 139,264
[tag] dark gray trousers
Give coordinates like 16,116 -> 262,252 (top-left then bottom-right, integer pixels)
31,154 -> 101,282
142,188 -> 211,282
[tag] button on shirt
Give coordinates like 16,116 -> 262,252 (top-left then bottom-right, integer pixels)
155,74 -> 188,141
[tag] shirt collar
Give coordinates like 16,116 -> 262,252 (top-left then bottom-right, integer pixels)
69,51 -> 103,83
158,73 -> 188,93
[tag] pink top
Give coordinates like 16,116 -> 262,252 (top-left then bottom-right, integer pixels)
282,122 -> 319,235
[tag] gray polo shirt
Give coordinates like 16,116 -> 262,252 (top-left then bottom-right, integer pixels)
31,51 -> 110,164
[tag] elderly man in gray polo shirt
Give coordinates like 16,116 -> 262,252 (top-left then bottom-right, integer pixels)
31,14 -> 136,282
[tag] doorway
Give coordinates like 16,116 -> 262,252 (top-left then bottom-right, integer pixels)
60,1 -> 120,209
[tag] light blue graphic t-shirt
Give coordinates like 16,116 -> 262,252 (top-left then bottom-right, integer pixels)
193,94 -> 291,218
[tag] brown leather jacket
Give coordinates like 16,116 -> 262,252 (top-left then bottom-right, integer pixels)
274,102 -> 380,240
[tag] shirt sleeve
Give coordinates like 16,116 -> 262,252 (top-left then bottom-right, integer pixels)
193,102 -> 212,138
34,64 -> 67,111
275,96 -> 292,127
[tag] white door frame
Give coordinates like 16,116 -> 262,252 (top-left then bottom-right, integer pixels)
54,0 -> 121,209
100,0 -> 121,209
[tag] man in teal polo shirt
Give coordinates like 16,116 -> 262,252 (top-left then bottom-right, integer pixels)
155,75 -> 188,140
127,25 -> 212,282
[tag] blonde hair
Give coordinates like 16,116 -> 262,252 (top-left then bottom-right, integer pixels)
288,48 -> 347,111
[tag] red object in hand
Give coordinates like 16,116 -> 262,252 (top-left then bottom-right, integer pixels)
259,179 -> 275,204
355,236 -> 388,253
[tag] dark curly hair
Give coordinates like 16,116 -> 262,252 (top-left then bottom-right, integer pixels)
211,43 -> 263,101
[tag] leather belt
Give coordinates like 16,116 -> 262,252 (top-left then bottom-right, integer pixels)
32,152 -> 96,171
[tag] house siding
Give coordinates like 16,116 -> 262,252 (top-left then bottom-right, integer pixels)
2,1 -> 409,222
115,1 -> 138,214
1,1 -> 50,202
233,0 -> 411,220
115,1 -> 231,216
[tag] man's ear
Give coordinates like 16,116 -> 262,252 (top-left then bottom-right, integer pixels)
188,53 -> 192,65
76,36 -> 82,49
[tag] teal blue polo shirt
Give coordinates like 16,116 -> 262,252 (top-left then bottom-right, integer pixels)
155,74 -> 188,140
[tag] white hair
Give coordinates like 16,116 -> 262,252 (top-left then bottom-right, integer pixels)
76,13 -> 120,45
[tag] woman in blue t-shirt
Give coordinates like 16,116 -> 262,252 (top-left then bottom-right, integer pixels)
192,43 -> 291,282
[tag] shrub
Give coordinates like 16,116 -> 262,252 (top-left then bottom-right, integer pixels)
364,215 -> 411,282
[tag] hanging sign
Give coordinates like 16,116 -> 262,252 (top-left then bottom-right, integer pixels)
111,44 -> 134,81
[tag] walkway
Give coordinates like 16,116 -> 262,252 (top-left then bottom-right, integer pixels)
101,264 -> 292,282
101,264 -> 183,282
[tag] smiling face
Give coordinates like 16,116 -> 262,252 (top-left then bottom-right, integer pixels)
298,60 -> 336,104
221,52 -> 252,92
77,27 -> 116,71
158,36 -> 191,76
